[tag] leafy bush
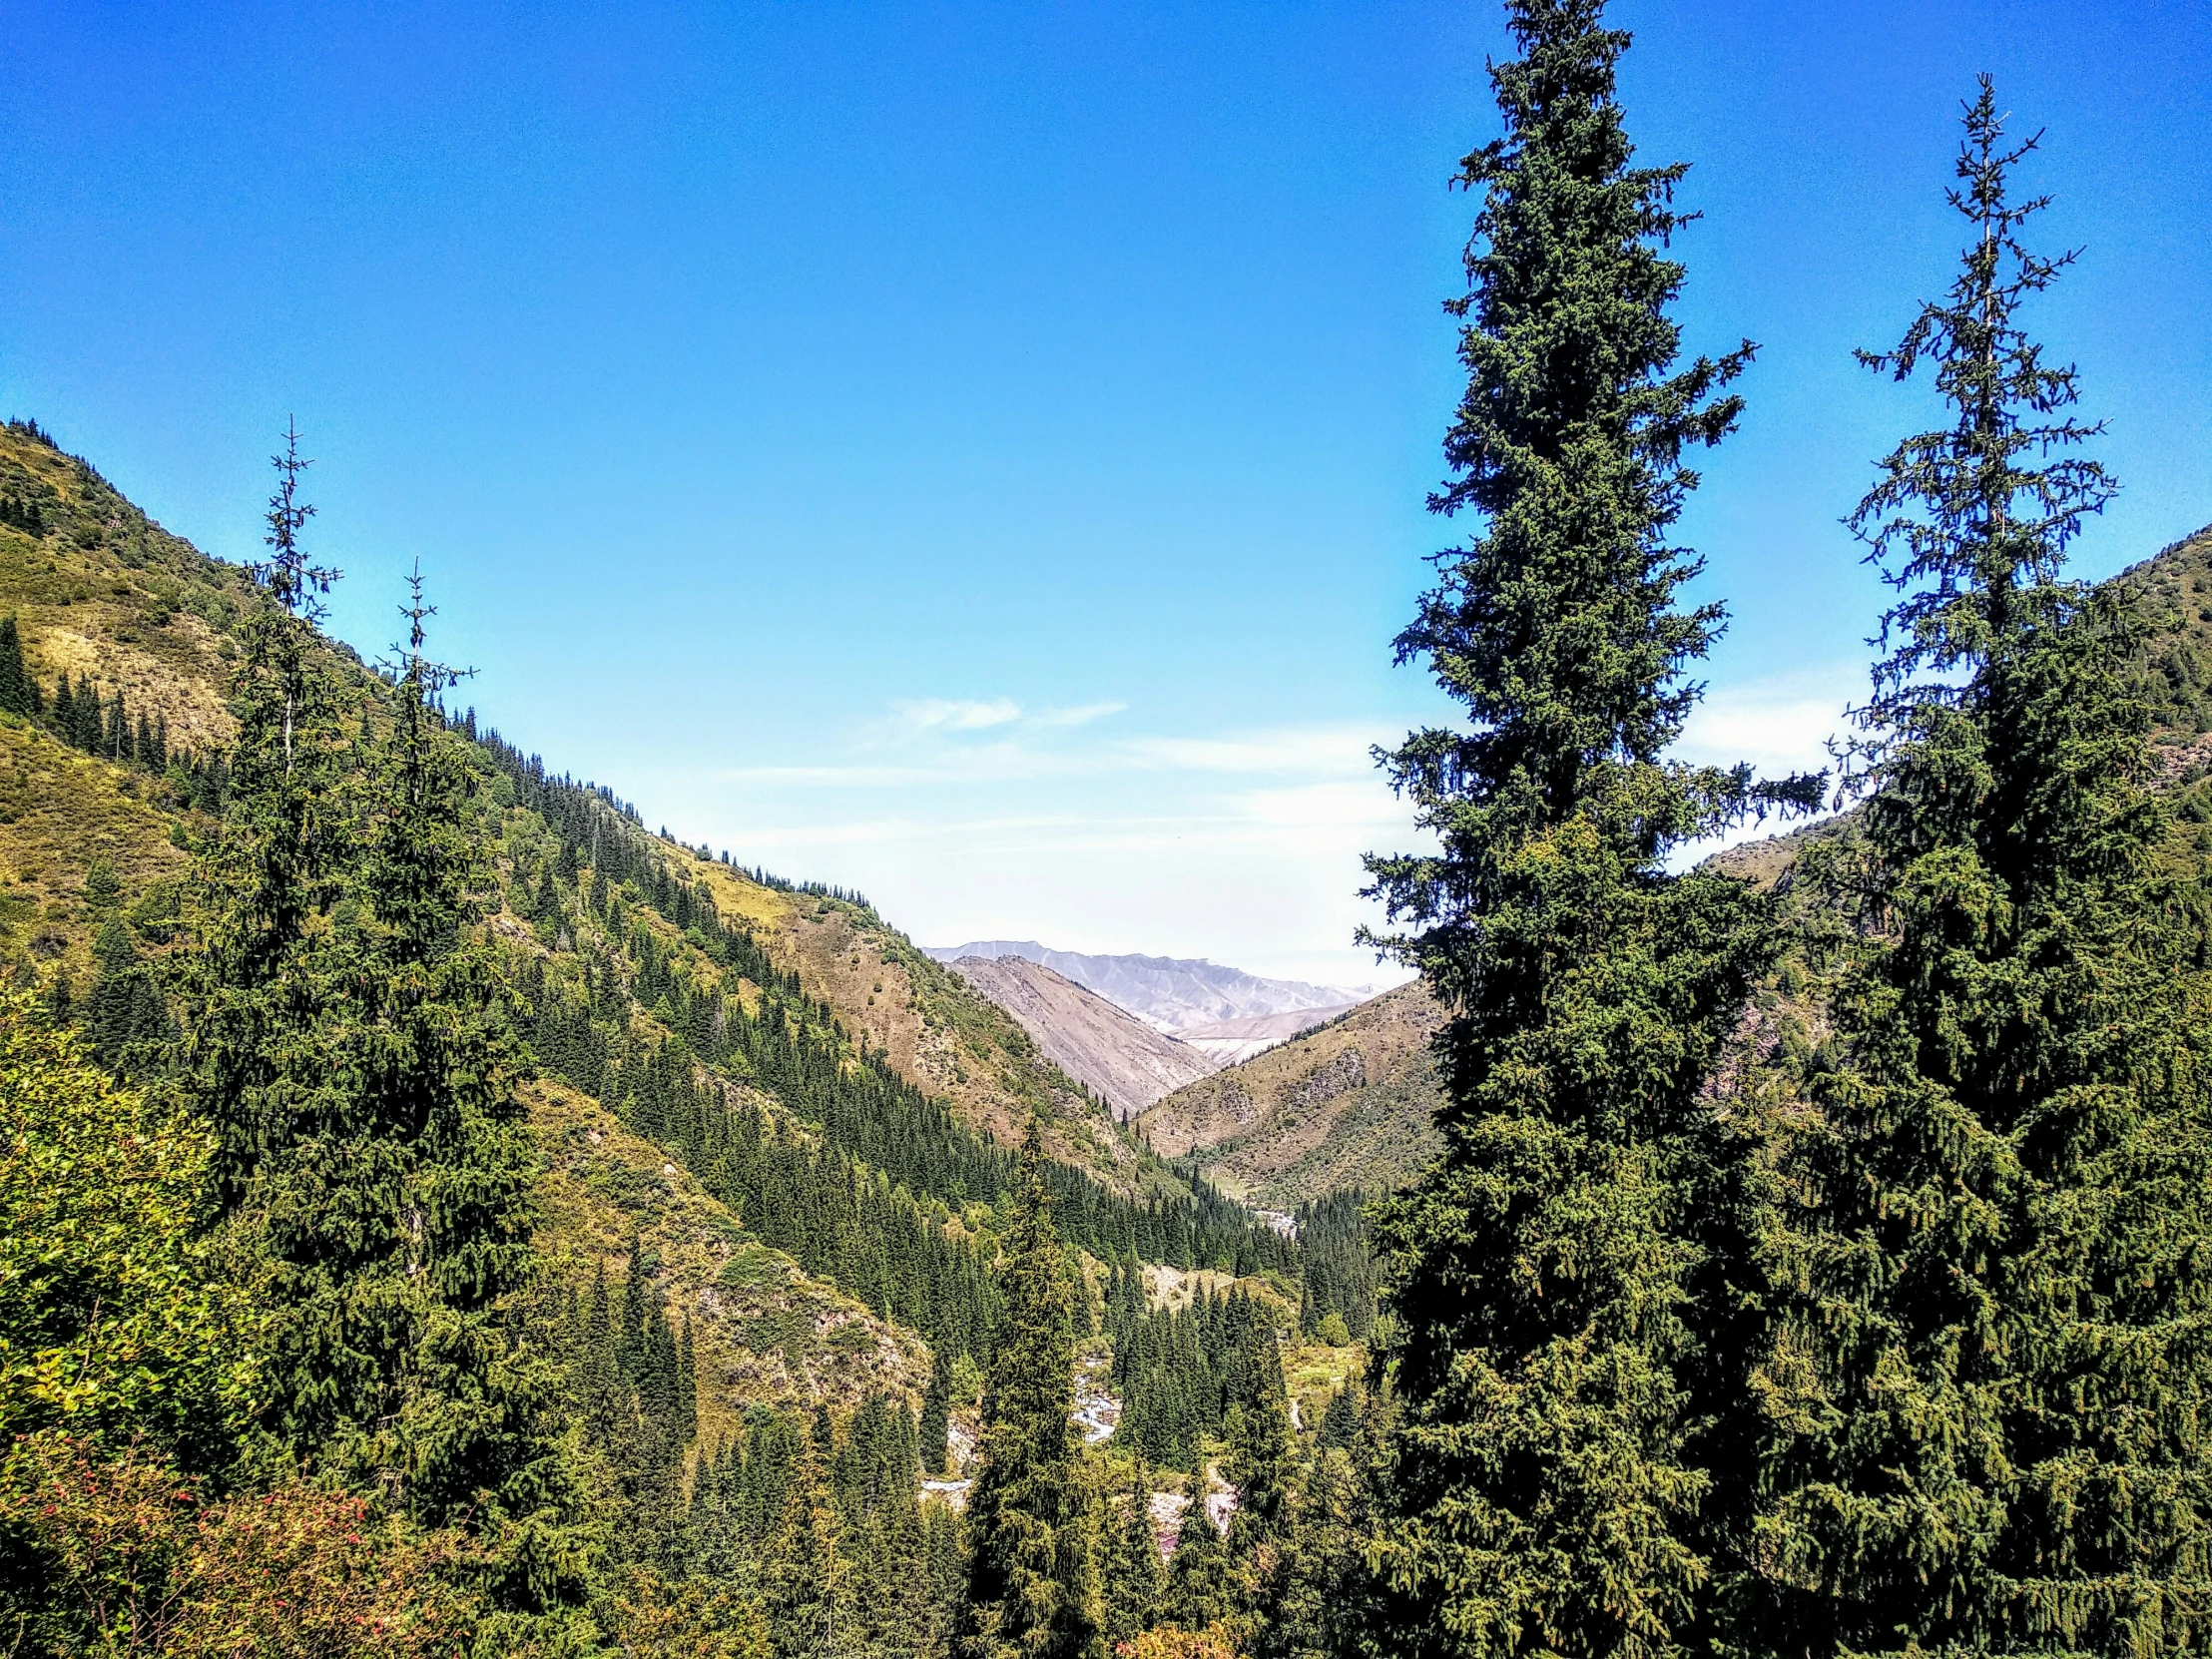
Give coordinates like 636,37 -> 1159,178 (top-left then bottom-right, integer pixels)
1,1432 -> 479,1658
0,990 -> 253,1466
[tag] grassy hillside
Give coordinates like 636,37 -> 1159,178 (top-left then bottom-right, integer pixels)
0,419 -> 942,1430
531,1079 -> 928,1434
1138,980 -> 1445,1207
0,418 -> 250,757
0,418 -> 1289,1452
688,858 -> 1159,1195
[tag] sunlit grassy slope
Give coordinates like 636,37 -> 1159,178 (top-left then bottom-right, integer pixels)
0,415 -> 1211,1427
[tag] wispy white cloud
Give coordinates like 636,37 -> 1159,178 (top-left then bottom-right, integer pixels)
709,707 -> 1388,791
892,696 -> 1024,732
1116,725 -> 1381,778
1029,700 -> 1127,729
1675,665 -> 1863,780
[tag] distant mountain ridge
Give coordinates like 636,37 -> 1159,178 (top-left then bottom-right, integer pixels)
1173,1004 -> 1365,1067
1138,979 -> 1448,1206
945,955 -> 1216,1119
920,939 -> 1369,1033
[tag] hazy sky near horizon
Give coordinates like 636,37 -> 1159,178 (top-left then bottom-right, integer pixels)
3,1 -> 2208,986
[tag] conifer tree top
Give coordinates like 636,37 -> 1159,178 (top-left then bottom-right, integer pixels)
1849,75 -> 2116,743
1369,0 -> 1815,967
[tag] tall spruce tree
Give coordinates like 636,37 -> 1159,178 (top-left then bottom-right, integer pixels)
1102,1461 -> 1164,1649
178,423 -> 345,1216
957,1121 -> 1103,1659
178,451 -> 585,1609
1358,3 -> 1814,1655
1751,83 -> 2212,1659
348,570 -> 581,1597
1224,1314 -> 1292,1560
764,1420 -> 858,1659
920,1343 -> 953,1476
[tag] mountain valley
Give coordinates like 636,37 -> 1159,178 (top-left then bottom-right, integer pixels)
922,937 -> 1372,1031
0,415 -> 1303,1490
943,952 -> 1215,1119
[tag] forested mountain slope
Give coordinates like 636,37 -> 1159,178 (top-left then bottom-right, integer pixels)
0,417 -> 941,1430
0,412 -> 1298,1439
687,864 -> 1159,1193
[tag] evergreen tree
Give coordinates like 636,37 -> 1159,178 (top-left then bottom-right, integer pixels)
86,916 -> 169,1074
1314,1388 -> 1357,1454
66,674 -> 102,751
1160,1487 -> 1232,1636
177,456 -> 585,1610
957,1122 -> 1103,1659
102,687 -> 128,762
1258,1450 -> 1364,1659
177,422 -> 346,1216
1751,82 -> 2212,1659
1101,1461 -> 1164,1650
920,1344 -> 953,1475
1358,4 -> 1815,1655
678,1314 -> 699,1446
349,569 -> 580,1593
577,1258 -> 629,1442
764,1420 -> 858,1659
1224,1315 -> 1292,1561
0,615 -> 32,716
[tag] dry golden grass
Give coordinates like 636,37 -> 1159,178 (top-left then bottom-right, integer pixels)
1139,981 -> 1446,1206
689,855 -> 1158,1197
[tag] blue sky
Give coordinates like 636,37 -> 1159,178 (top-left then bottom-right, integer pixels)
3,2 -> 2207,986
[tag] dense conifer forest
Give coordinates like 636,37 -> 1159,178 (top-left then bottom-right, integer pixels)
5,2 -> 2211,1656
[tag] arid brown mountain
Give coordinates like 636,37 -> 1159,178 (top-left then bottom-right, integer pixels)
1174,1003 -> 1363,1066
1138,979 -> 1446,1206
922,938 -> 1369,1031
946,953 -> 1216,1119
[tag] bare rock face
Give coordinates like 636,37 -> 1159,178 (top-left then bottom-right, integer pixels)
1283,1048 -> 1366,1111
947,954 -> 1218,1119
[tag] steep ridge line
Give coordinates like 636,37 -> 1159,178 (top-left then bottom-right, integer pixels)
1138,980 -> 1446,1207
945,953 -> 1217,1120
921,938 -> 1369,1031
